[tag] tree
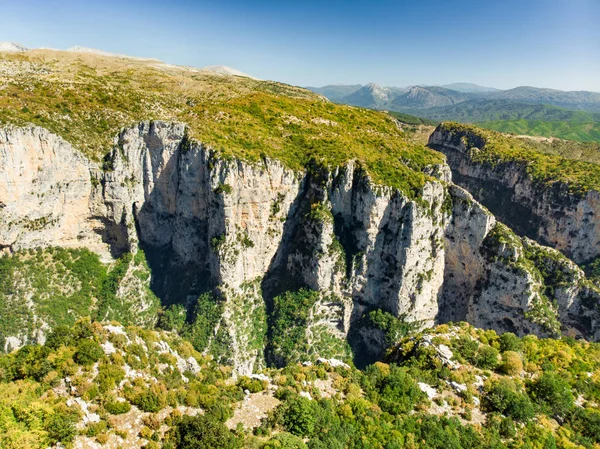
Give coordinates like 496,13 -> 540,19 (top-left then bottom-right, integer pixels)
483,379 -> 535,422
73,339 -> 103,365
172,414 -> 241,449
527,372 -> 574,420
499,351 -> 523,375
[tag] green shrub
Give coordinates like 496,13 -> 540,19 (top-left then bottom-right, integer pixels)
281,395 -> 318,437
171,414 -> 242,449
499,351 -> 523,375
132,388 -> 162,413
45,411 -> 77,444
237,376 -> 266,393
483,379 -> 535,422
105,400 -> 131,415
262,432 -> 308,449
527,372 -> 574,419
74,339 -> 104,365
475,346 -> 499,370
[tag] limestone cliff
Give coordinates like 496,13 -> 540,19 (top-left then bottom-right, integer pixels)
1,121 -> 599,373
429,125 -> 600,264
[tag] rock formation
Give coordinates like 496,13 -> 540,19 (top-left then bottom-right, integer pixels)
0,121 -> 598,372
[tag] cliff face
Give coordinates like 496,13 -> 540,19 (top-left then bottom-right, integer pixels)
0,126 -> 106,256
1,121 -> 599,373
428,126 -> 600,264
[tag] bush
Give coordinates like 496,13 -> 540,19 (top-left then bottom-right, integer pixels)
45,325 -> 75,349
172,414 -> 242,449
500,351 -> 523,375
262,432 -> 308,449
499,332 -> 523,352
105,400 -> 131,415
74,339 -> 104,365
132,388 -> 162,413
475,346 -> 499,370
527,372 -> 574,419
45,411 -> 77,444
368,365 -> 425,415
237,376 -> 266,393
483,379 -> 535,422
282,395 -> 318,437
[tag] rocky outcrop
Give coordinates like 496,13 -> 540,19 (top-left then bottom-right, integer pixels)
96,122 -> 450,371
429,126 -> 600,264
442,185 -> 600,339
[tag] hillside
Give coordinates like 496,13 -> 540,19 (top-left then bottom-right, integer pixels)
1,320 -> 599,449
405,100 -> 600,143
308,84 -> 600,142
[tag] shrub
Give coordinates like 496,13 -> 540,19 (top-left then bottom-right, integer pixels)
527,372 -> 574,419
282,395 -> 318,437
105,400 -> 131,415
45,411 -> 77,444
171,414 -> 242,449
263,432 -> 308,449
237,376 -> 266,393
500,351 -> 523,375
74,339 -> 104,365
499,332 -> 523,353
132,388 -> 162,413
475,346 -> 499,370
45,325 -> 75,349
483,379 -> 535,422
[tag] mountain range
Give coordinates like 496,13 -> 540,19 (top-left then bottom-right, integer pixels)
307,83 -> 600,113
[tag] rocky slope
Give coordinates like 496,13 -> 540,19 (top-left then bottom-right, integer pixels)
1,120 -> 599,373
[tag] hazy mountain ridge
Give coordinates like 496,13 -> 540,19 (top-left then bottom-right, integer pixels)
307,83 -> 600,113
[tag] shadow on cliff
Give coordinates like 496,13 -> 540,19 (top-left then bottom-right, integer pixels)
131,134 -> 223,309
345,193 -> 413,369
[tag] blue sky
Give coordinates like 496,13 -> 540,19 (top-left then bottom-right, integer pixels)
2,0 -> 599,91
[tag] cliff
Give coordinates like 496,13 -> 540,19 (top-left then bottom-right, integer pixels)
428,123 -> 600,265
1,121 -> 598,372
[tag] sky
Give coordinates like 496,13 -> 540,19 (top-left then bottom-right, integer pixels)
1,0 -> 599,91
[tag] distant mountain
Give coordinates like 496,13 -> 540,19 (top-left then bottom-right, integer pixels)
440,82 -> 499,93
411,99 -> 600,123
391,86 -> 475,109
308,83 -> 600,113
487,86 -> 600,112
305,84 -> 363,102
343,83 -> 407,109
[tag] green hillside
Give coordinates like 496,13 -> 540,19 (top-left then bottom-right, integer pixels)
1,320 -> 599,449
478,119 -> 600,143
411,100 -> 600,143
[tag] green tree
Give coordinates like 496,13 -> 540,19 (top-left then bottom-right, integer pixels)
527,372 -> 574,420
74,339 -> 103,365
172,414 -> 241,449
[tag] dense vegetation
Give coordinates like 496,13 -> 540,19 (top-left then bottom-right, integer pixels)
0,247 -> 159,349
0,50 -> 445,198
1,320 -> 599,448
